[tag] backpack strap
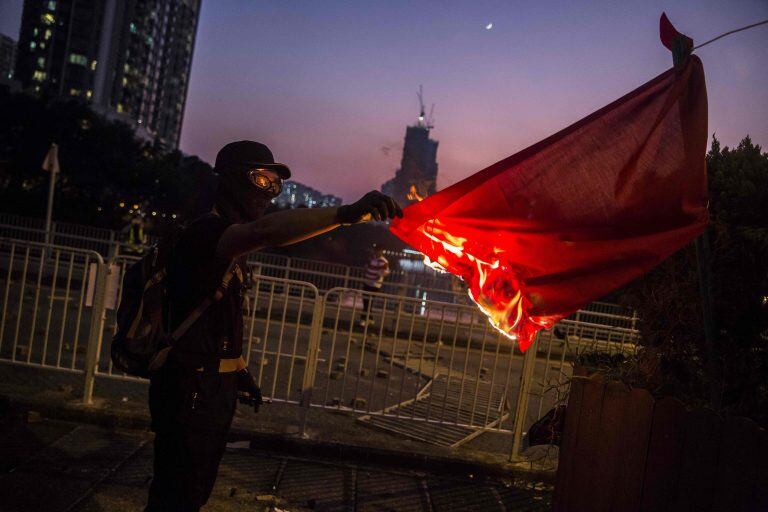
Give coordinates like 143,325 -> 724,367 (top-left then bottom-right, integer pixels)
172,258 -> 240,342
147,259 -> 240,372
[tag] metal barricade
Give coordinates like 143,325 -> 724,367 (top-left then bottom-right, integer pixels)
95,268 -> 322,410
0,238 -> 108,386
0,227 -> 642,456
242,275 -> 321,407
510,316 -> 640,458
312,287 -> 524,447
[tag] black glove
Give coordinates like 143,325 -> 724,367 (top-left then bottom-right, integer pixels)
236,368 -> 263,413
337,191 -> 403,224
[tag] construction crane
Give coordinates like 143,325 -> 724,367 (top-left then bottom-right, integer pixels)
417,85 -> 435,130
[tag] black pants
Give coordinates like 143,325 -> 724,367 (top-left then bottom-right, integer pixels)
146,360 -> 238,511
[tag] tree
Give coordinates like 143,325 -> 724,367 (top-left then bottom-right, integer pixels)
616,135 -> 768,424
0,88 -> 214,229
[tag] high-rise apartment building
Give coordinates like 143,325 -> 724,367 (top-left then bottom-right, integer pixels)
0,34 -> 17,80
14,0 -> 200,149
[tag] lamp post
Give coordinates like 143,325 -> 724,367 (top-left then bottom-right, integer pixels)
41,143 -> 60,247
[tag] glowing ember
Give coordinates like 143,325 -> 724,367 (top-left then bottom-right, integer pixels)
406,184 -> 425,202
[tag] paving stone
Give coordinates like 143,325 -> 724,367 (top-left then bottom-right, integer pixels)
0,419 -> 76,472
0,471 -> 96,512
427,478 -> 505,512
75,482 -> 149,512
212,449 -> 283,497
277,459 -> 354,511
356,470 -> 429,512
0,424 -> 147,511
494,482 -> 553,511
104,442 -> 154,487
26,425 -> 146,475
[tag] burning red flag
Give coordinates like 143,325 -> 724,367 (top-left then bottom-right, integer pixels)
389,55 -> 708,351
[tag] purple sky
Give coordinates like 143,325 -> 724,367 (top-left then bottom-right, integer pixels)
2,1 -> 767,201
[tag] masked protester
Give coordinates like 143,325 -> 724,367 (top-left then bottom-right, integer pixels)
145,141 -> 402,511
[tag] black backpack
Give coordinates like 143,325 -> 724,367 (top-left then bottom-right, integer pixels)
111,218 -> 236,377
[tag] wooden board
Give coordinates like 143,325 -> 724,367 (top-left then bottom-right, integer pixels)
611,387 -> 654,511
639,396 -> 686,512
674,408 -> 722,511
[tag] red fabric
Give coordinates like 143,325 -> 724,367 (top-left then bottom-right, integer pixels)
389,56 -> 708,351
659,12 -> 681,50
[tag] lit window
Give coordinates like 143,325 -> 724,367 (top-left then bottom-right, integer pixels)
40,42 -> 46,49
117,103 -> 124,113
129,23 -> 136,33
44,29 -> 51,40
90,60 -> 97,70
68,53 -> 88,66
33,28 -> 39,36
32,71 -> 47,82
36,57 -> 45,68
69,88 -> 80,96
29,41 -> 36,50
48,1 -> 56,10
122,77 -> 127,86
41,13 -> 55,25
86,90 -> 92,99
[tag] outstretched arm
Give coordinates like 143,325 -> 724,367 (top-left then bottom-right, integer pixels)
215,191 -> 402,260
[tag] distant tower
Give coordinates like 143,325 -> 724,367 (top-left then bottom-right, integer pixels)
382,86 -> 439,206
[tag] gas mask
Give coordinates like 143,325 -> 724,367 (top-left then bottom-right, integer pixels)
214,166 -> 283,223
212,141 -> 291,224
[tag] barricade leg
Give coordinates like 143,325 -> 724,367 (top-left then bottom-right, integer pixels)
82,262 -> 109,405
510,335 -> 539,460
298,299 -> 323,437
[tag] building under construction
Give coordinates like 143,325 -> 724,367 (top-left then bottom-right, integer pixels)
381,88 -> 439,207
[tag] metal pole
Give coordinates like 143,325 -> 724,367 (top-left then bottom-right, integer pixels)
510,336 -> 539,460
82,261 -> 109,405
44,160 -> 57,247
695,232 -> 721,409
298,296 -> 324,436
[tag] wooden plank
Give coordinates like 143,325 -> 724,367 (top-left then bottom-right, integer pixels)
639,397 -> 686,512
553,375 -> 587,512
674,408 -> 722,511
590,381 -> 632,511
611,387 -> 655,511
713,417 -> 760,512
712,416 -> 761,511
567,374 -> 606,512
747,428 -> 768,512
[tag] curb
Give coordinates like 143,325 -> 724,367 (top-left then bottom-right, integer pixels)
0,393 -> 555,484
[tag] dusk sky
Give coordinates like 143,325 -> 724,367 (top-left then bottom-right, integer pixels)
2,0 -> 767,201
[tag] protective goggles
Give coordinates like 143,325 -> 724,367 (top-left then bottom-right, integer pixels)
247,168 -> 283,196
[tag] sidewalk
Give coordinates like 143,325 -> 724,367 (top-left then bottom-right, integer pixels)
0,363 -> 558,483
0,410 -> 552,511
